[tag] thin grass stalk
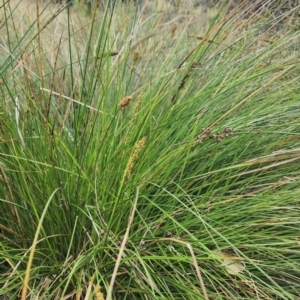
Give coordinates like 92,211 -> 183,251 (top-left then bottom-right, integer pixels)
21,189 -> 59,300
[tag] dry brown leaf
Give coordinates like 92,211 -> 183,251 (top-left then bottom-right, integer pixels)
214,251 -> 246,275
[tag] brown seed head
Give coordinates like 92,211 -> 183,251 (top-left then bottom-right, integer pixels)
133,51 -> 141,64
171,24 -> 177,38
216,135 -> 224,142
134,92 -> 143,118
119,96 -> 132,108
124,137 -> 146,179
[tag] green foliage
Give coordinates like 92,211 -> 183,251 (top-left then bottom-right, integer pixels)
1,0 -> 300,299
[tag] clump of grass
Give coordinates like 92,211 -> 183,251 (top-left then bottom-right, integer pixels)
1,0 -> 300,299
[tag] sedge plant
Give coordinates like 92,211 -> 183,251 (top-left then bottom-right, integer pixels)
0,0 -> 300,299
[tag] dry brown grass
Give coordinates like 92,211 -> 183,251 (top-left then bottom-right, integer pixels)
1,0 -> 298,111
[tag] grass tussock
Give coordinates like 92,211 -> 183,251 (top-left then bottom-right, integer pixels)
1,0 -> 300,299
